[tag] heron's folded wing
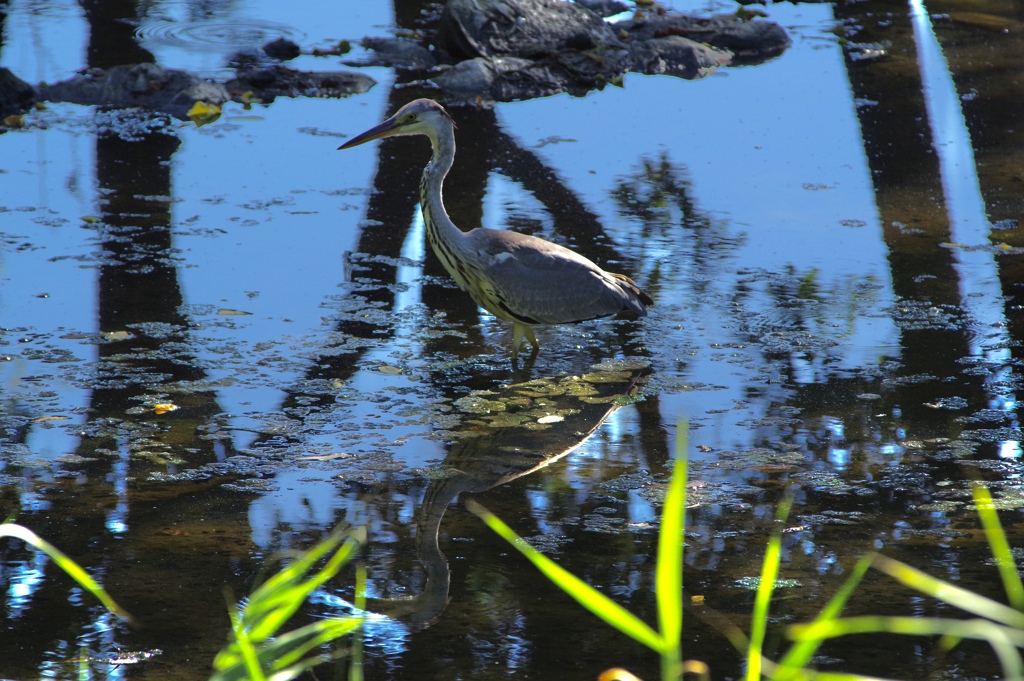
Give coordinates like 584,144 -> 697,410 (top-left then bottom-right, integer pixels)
478,236 -> 639,325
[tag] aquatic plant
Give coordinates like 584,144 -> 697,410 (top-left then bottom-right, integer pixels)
0,522 -> 132,624
210,527 -> 367,681
469,424 -> 1024,681
467,422 -> 693,681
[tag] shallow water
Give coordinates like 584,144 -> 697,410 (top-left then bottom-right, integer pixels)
1,0 -> 1023,679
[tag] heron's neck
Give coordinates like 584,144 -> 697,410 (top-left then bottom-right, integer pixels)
420,125 -> 473,264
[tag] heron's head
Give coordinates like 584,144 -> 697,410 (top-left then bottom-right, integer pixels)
338,99 -> 454,151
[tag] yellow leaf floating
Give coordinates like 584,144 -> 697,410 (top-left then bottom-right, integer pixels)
154,403 -> 179,415
187,101 -> 222,127
3,114 -> 25,129
239,90 -> 263,110
598,669 -> 643,681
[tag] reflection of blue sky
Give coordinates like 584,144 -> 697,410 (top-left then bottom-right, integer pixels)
0,1 -> 88,83
493,3 -> 897,450
5,548 -> 48,619
910,0 -> 1018,458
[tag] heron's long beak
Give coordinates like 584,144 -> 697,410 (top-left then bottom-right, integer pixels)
338,115 -> 401,150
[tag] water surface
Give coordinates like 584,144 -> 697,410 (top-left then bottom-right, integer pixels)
2,0 -> 1023,679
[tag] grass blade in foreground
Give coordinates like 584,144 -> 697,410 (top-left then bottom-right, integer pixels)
0,523 -> 133,623
775,552 -> 875,678
656,421 -> 688,679
972,483 -> 1024,611
744,494 -> 792,681
466,499 -> 665,653
211,527 -> 366,681
871,554 -> 1024,628
790,615 -> 1024,678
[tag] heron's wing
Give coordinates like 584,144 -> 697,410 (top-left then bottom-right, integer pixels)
469,229 -> 645,325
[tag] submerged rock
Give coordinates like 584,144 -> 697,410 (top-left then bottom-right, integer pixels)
616,12 -> 791,64
629,35 -> 728,79
380,0 -> 787,103
262,37 -> 302,62
226,67 -> 375,103
39,63 -> 230,118
36,62 -> 375,119
0,67 -> 35,118
357,37 -> 438,70
439,0 -> 626,60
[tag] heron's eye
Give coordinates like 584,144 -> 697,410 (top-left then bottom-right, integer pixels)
406,113 -> 417,123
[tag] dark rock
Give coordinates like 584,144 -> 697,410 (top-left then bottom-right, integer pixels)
0,68 -> 37,118
439,0 -> 624,60
227,48 -> 274,70
431,57 -> 562,102
355,0 -> 789,103
630,35 -> 730,79
38,63 -> 228,118
357,37 -> 438,70
262,37 -> 301,61
226,67 -> 375,102
38,62 -> 376,119
617,13 -> 791,64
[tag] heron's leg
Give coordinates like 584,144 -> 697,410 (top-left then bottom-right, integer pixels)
523,325 -> 540,354
512,322 -> 526,358
511,323 -> 541,358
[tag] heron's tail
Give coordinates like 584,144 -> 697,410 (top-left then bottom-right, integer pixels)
610,272 -> 654,313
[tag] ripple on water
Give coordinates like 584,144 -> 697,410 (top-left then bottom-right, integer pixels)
135,18 -> 305,52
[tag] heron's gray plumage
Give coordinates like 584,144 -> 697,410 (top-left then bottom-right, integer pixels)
339,98 -> 652,358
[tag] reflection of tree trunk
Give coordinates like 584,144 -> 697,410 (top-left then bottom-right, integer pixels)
84,130 -> 225,463
79,0 -> 155,68
836,0 -> 981,426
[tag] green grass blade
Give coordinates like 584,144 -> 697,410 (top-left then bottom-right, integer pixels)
657,421 -> 688,680
213,618 -> 361,681
262,619 -> 362,672
745,494 -> 792,681
213,527 -> 366,680
245,530 -> 364,642
972,483 -> 1024,611
0,523 -> 132,623
467,499 -> 665,653
350,562 -> 367,681
246,541 -> 355,641
786,672 -> 902,681
776,552 -> 876,676
790,615 -> 1024,677
228,599 -> 267,681
872,554 -> 1024,628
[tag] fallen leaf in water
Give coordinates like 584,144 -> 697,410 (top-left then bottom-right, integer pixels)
377,365 -> 403,375
3,114 -> 25,128
217,308 -> 252,316
154,403 -> 178,414
691,594 -> 705,605
598,669 -> 642,681
103,330 -> 132,341
537,414 -> 564,424
187,101 -> 222,127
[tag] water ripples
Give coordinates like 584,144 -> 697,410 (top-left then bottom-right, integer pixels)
135,18 -> 305,52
